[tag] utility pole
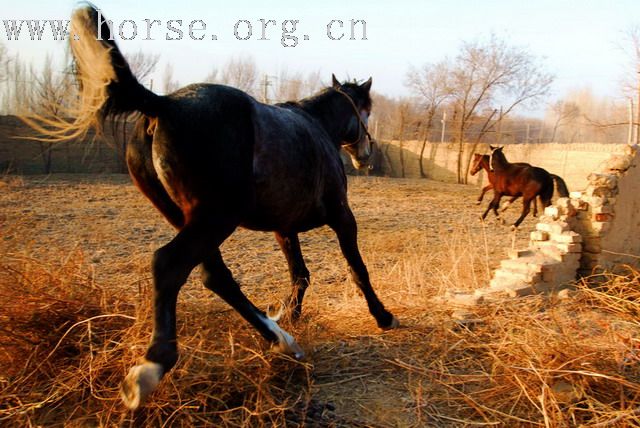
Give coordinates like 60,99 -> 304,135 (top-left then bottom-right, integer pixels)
636,68 -> 640,145
261,74 -> 272,104
537,123 -> 544,143
628,98 -> 634,146
496,106 -> 503,145
440,111 -> 447,143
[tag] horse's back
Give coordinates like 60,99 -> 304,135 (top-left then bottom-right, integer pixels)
132,83 -> 346,232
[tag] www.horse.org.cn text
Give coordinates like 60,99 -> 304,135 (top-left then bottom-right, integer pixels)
2,13 -> 368,47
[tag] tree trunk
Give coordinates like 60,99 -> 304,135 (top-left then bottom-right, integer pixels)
418,111 -> 435,179
383,142 -> 395,177
398,112 -> 406,178
38,141 -> 52,174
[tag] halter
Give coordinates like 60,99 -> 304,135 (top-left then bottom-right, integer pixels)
334,87 -> 375,148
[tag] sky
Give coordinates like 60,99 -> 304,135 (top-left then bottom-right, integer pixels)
2,0 -> 639,117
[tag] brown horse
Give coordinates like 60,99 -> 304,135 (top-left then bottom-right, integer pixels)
469,153 -> 535,215
480,146 -> 569,228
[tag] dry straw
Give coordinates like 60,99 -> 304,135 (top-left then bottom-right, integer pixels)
1,177 -> 639,426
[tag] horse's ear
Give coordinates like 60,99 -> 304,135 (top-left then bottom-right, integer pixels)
361,77 -> 372,92
331,73 -> 341,89
489,145 -> 496,151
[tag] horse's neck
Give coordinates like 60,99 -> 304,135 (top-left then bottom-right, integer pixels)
482,157 -> 492,173
492,154 -> 510,171
299,91 -> 349,146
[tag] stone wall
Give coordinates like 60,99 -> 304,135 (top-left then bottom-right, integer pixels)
442,144 -> 640,311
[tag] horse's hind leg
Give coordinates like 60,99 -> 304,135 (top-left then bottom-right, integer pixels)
120,218 -> 226,410
201,248 -> 304,357
275,232 -> 310,321
328,207 -> 398,330
127,117 -> 184,229
482,193 -> 503,224
500,196 -> 519,213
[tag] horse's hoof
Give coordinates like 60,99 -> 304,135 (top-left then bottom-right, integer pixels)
510,225 -> 518,232
266,302 -> 285,322
120,361 -> 163,410
475,200 -> 481,205
265,318 -> 305,359
381,315 -> 400,330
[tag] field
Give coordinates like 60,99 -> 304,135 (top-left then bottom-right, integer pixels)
1,174 -> 639,426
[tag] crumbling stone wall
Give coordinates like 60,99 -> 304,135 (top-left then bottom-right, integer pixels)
490,144 -> 639,295
574,145 -> 640,274
442,144 -> 639,310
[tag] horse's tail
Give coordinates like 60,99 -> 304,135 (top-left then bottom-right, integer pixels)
551,174 -> 570,198
23,5 -> 163,142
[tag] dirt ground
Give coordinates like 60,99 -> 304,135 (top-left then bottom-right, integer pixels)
6,174 -> 623,427
1,173 -> 536,287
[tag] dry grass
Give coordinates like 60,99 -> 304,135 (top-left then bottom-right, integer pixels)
1,175 -> 639,426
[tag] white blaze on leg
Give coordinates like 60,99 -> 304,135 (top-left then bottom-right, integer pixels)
263,315 -> 304,359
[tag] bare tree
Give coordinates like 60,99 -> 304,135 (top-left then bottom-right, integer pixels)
273,70 -> 303,102
444,36 -> 553,183
302,70 -> 323,96
162,63 -> 179,94
0,42 -> 12,113
220,56 -> 258,95
624,26 -> 640,144
30,55 -> 74,173
406,61 -> 452,177
548,100 -> 580,142
126,51 -> 160,85
203,66 -> 219,84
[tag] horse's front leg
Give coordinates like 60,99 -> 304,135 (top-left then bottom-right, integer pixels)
201,248 -> 304,357
500,196 -> 519,213
275,232 -> 310,321
328,206 -> 398,330
481,192 -> 501,221
513,197 -> 533,228
477,184 -> 493,204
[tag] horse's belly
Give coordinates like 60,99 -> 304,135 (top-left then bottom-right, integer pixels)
241,196 -> 327,232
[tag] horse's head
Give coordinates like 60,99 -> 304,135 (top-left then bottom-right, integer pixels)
332,74 -> 374,170
470,153 -> 485,176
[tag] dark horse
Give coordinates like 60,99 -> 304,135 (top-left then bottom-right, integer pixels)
479,146 -> 569,228
38,5 -> 398,409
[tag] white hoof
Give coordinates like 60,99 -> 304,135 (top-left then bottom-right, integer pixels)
120,361 -> 163,410
475,200 -> 482,205
264,317 -> 304,359
266,302 -> 285,322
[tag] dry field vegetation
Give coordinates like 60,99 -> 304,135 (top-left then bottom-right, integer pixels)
1,174 -> 639,427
